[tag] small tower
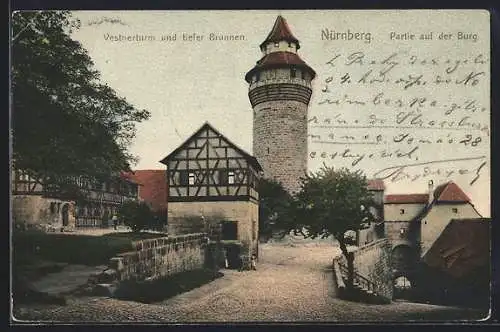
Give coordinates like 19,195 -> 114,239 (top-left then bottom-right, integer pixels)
245,15 -> 316,194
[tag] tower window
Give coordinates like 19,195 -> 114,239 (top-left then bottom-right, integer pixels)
301,70 -> 306,79
291,68 -> 297,78
274,42 -> 279,47
400,208 -> 405,214
288,42 -> 292,47
452,208 -> 458,213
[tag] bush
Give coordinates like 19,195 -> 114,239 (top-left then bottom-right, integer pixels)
118,201 -> 154,232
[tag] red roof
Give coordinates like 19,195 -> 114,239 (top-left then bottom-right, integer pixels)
367,179 -> 385,191
126,170 -> 168,212
433,181 -> 471,203
119,171 -> 140,185
260,15 -> 300,50
385,194 -> 429,204
422,218 -> 490,278
245,51 -> 316,82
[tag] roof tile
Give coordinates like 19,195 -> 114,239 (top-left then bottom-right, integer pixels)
433,181 -> 471,203
260,15 -> 300,49
367,179 -> 385,191
385,194 -> 429,204
125,170 -> 168,212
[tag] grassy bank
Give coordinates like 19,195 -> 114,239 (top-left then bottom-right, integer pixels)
13,230 -> 167,267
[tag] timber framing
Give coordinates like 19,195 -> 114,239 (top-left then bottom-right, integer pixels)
160,122 -> 262,202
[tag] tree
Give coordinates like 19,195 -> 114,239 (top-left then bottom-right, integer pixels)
118,200 -> 154,233
289,165 -> 376,290
257,178 -> 293,240
11,11 -> 150,191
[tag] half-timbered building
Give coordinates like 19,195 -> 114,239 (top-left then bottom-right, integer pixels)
160,122 -> 262,257
11,169 -> 139,229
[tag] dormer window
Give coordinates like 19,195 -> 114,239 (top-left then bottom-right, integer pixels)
452,208 -> 458,213
288,42 -> 292,47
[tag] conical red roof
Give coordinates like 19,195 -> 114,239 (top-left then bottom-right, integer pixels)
260,15 -> 300,50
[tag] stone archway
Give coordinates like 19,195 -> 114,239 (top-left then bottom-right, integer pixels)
391,244 -> 417,300
60,202 -> 76,229
61,203 -> 70,226
393,274 -> 413,299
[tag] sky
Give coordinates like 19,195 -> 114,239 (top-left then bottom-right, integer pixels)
70,10 -> 490,216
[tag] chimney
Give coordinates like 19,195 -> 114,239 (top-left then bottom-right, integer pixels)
428,180 -> 434,205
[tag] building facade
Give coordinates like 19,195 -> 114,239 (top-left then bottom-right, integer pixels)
355,179 -> 386,245
125,169 -> 168,213
383,180 -> 483,297
160,122 -> 262,257
11,169 -> 139,229
245,15 -> 316,194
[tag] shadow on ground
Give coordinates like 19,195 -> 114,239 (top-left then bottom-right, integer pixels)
113,269 -> 224,304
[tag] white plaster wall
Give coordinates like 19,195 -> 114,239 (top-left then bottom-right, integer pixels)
263,40 -> 298,54
384,203 -> 426,221
420,203 -> 481,257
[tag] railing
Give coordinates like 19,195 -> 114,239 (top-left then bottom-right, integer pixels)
338,260 -> 379,295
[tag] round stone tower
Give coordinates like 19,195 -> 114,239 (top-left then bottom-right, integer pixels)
245,15 -> 316,194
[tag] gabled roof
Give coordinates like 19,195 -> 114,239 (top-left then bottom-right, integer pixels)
367,179 -> 385,191
433,181 -> 471,203
125,170 -> 168,212
159,122 -> 263,172
422,218 -> 490,278
260,15 -> 300,50
385,194 -> 429,204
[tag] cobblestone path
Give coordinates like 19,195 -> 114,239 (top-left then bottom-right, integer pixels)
12,242 -> 486,323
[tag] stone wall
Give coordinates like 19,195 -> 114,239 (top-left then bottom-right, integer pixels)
109,233 -> 209,282
420,203 -> 481,257
252,100 -> 309,194
357,224 -> 384,246
167,200 -> 259,257
336,238 -> 393,301
12,195 -> 76,230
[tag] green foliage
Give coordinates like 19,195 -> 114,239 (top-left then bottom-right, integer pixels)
118,200 -> 154,232
11,11 -> 150,187
291,165 -> 375,241
258,178 -> 293,238
290,165 -> 376,289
